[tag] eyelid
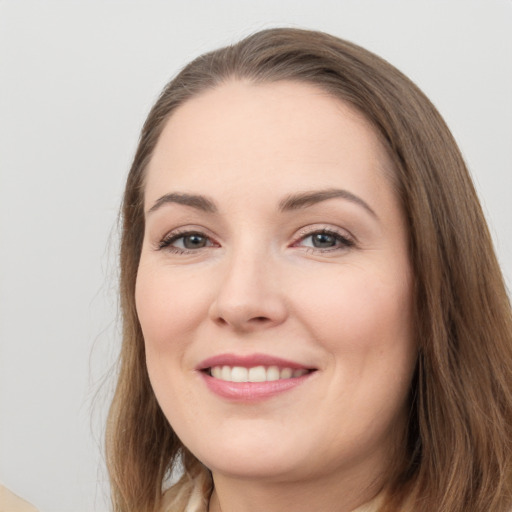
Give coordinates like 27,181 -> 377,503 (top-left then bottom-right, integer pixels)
152,224 -> 356,254
154,226 -> 219,253
291,225 -> 356,251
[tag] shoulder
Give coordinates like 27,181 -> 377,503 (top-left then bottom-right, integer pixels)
0,485 -> 38,512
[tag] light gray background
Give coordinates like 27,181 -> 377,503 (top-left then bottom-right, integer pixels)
1,1 -> 511,511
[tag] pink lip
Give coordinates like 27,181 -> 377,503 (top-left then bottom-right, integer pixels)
196,353 -> 312,371
201,373 -> 313,401
196,353 -> 316,402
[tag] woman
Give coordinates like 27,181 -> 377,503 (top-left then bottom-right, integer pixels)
106,28 -> 512,512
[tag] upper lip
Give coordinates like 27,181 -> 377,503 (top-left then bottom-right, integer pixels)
196,353 -> 315,371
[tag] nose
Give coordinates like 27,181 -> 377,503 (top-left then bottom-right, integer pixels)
208,247 -> 288,332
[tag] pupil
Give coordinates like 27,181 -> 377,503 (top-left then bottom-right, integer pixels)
313,233 -> 335,248
184,234 -> 206,249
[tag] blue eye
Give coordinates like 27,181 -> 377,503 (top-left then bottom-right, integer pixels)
309,232 -> 339,248
178,233 -> 208,249
297,230 -> 354,251
158,231 -> 214,252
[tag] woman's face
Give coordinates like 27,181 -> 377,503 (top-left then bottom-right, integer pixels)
136,80 -> 417,486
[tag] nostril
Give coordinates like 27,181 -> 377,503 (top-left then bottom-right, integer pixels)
209,297 -> 287,330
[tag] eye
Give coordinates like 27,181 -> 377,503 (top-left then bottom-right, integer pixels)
294,229 -> 354,252
158,231 -> 217,253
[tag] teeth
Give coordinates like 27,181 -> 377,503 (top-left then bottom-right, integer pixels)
280,367 -> 293,379
267,366 -> 280,381
231,366 -> 248,383
248,366 -> 266,382
209,365 -> 309,382
221,366 -> 231,381
211,366 -> 222,379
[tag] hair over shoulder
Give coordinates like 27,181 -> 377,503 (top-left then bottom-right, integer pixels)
106,27 -> 512,512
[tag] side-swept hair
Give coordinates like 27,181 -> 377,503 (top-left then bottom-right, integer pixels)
106,28 -> 512,512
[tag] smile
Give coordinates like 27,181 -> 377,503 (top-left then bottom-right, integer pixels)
197,354 -> 316,401
208,365 -> 310,382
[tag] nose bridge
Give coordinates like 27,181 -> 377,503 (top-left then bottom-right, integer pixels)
209,235 -> 286,330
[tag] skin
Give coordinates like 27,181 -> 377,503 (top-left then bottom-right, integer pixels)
136,80 -> 417,512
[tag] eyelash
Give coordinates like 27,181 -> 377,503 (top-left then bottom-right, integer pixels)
293,228 -> 355,253
156,227 -> 355,254
157,230 -> 217,254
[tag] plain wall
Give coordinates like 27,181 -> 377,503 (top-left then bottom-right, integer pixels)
1,1 -> 511,511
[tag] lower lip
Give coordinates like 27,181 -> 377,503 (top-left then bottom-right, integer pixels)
200,372 -> 313,401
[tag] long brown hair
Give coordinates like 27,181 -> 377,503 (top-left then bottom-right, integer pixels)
106,28 -> 512,512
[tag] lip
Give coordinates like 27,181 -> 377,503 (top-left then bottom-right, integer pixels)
196,353 -> 313,371
196,353 -> 316,402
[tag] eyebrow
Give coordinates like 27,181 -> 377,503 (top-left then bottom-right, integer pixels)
146,188 -> 377,218
147,192 -> 217,215
279,188 -> 377,218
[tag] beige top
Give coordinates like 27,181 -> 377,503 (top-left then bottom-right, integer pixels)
181,494 -> 384,512
0,485 -> 38,512
162,476 -> 385,512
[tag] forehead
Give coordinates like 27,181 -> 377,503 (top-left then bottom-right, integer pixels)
144,80 -> 395,207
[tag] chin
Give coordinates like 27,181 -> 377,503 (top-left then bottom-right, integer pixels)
184,429 -> 309,480
202,453 -> 304,481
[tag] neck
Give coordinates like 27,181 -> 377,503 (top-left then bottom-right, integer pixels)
208,468 -> 385,512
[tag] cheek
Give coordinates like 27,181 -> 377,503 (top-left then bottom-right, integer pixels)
295,266 -> 416,444
135,262 -> 210,355
135,262 -> 208,419
298,266 -> 412,346
293,263 -> 416,400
